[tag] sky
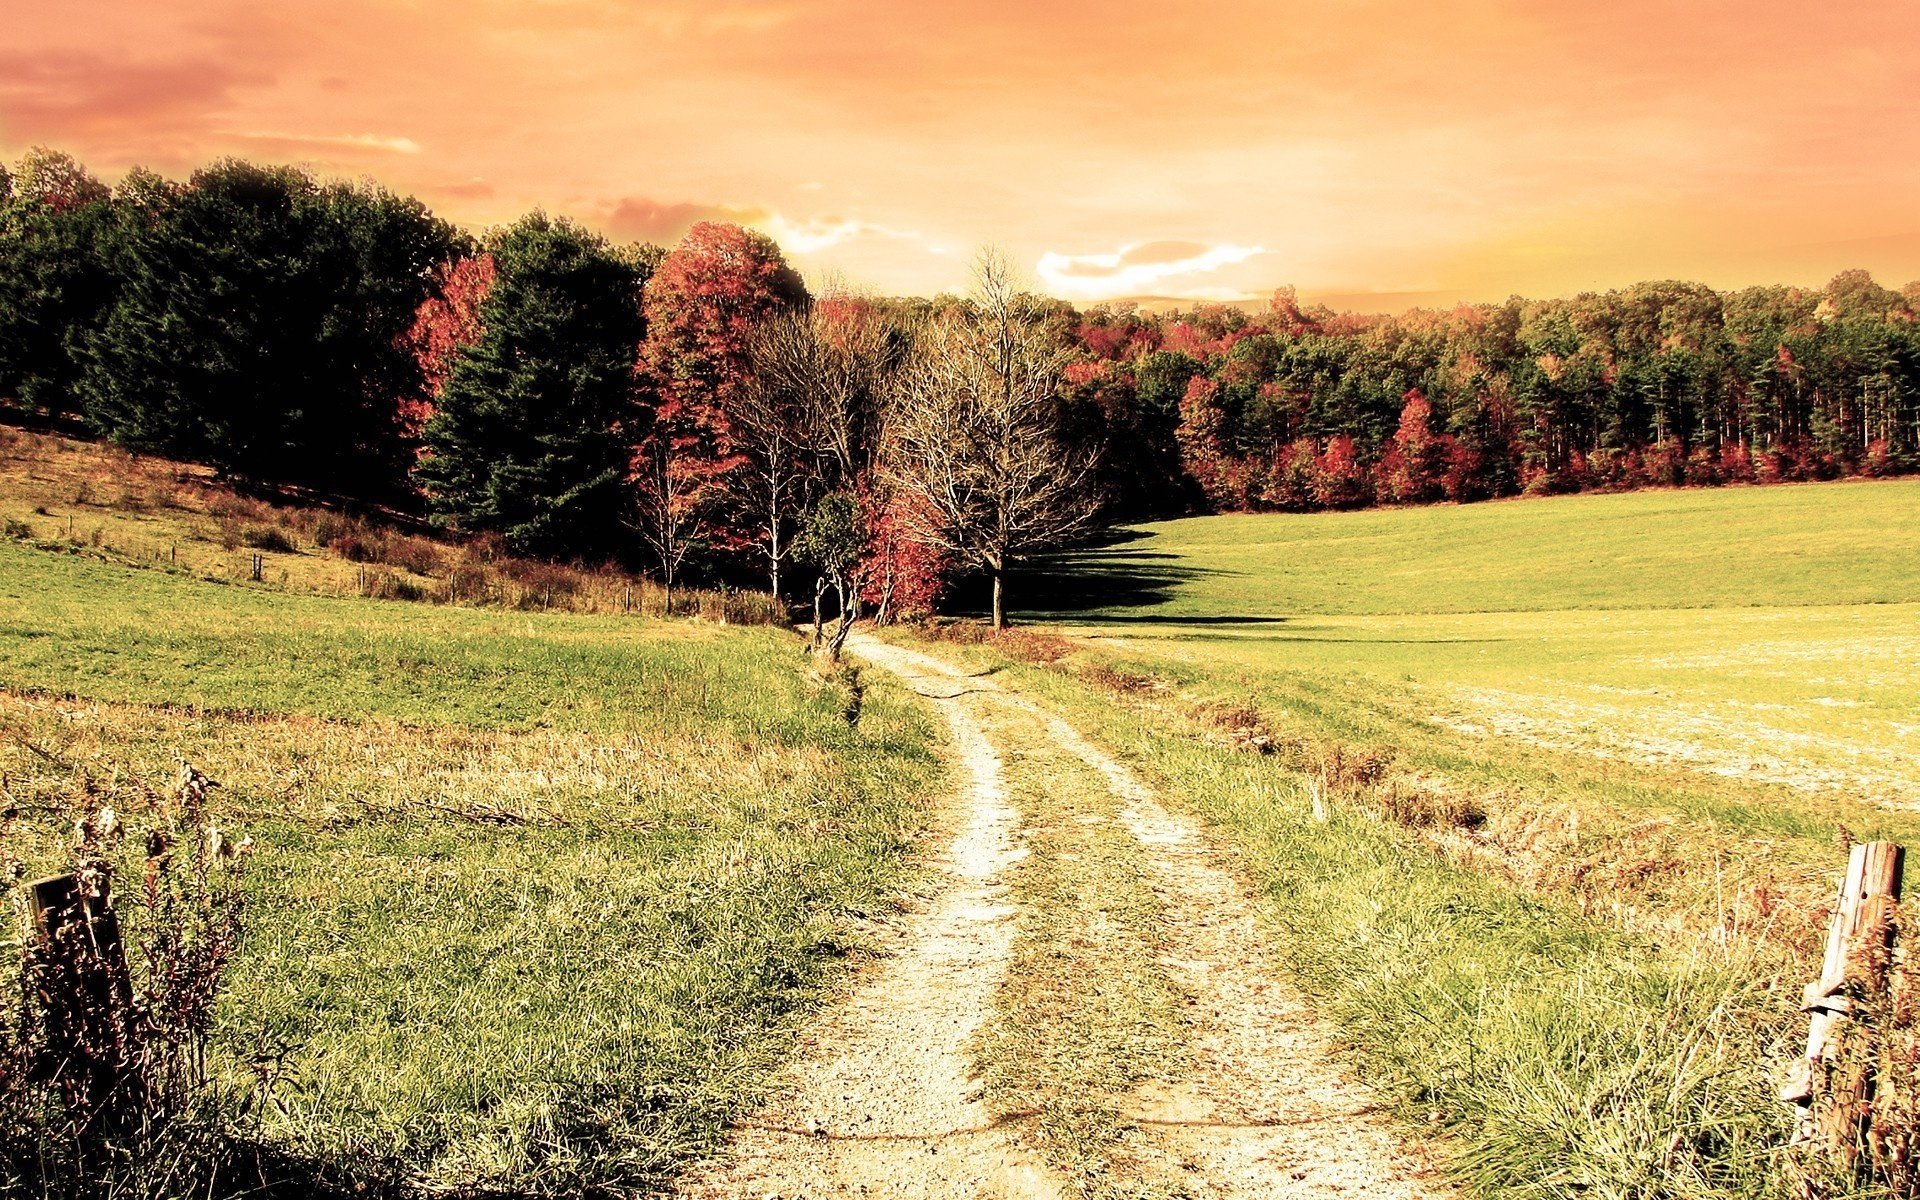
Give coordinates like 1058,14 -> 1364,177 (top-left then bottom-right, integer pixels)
5,0 -> 1918,309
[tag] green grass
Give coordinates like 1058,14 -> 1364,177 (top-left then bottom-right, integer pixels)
930,478 -> 1920,1198
0,539 -> 941,1194
1024,480 -> 1920,941
1038,478 -> 1920,619
998,665 -> 1796,1200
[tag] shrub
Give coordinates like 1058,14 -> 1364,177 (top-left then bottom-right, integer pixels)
382,537 -> 443,577
240,525 -> 297,553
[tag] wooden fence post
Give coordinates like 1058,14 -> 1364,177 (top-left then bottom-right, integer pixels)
250,553 -> 264,582
27,872 -> 140,1147
1783,841 -> 1905,1168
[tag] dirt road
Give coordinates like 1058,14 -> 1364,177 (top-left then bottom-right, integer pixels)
680,634 -> 1449,1199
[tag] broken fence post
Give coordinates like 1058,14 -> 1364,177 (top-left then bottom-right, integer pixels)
1783,840 -> 1905,1170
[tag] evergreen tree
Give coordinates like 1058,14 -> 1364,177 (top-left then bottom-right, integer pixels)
79,159 -> 455,496
0,149 -> 117,418
416,214 -> 648,559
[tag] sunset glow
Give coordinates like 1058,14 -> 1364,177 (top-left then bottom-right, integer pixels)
6,0 -> 1918,306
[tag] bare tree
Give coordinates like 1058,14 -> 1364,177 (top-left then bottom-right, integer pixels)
884,250 -> 1099,629
737,290 -> 900,605
629,433 -> 715,616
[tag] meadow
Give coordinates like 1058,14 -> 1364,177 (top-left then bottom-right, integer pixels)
0,537 -> 942,1195
909,478 -> 1920,1197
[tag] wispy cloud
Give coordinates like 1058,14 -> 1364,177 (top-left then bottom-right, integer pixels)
607,193 -> 925,255
1037,241 -> 1266,299
235,130 -> 422,155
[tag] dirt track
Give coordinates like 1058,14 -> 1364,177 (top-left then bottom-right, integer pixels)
680,634 -> 1449,1199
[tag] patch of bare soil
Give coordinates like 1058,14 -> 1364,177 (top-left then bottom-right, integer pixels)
677,635 -> 1059,1200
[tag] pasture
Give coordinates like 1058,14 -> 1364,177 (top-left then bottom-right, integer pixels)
0,540 -> 941,1194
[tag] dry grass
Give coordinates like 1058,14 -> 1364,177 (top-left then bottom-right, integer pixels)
0,427 -> 777,623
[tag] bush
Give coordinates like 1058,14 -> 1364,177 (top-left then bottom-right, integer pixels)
0,766 -> 261,1198
240,525 -> 297,553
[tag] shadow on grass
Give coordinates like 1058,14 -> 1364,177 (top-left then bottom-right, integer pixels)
953,528 -> 1254,623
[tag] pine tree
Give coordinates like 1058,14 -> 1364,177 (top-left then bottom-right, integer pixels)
416,214 -> 647,559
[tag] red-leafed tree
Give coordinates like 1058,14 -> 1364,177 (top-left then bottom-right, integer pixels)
405,253 -> 495,441
1176,374 -> 1238,509
861,486 -> 950,623
1312,434 -> 1372,509
1374,389 -> 1455,504
634,222 -> 806,600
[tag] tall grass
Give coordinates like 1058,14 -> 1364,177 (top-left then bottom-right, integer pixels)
0,427 -> 779,623
996,664 -> 1802,1198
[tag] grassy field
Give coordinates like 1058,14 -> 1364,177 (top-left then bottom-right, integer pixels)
903,479 -> 1920,1198
1019,482 -> 1920,944
0,538 -> 942,1194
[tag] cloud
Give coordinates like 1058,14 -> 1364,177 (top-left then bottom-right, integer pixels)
1036,241 -> 1266,298
234,130 -> 422,155
0,48 -> 258,141
606,193 -> 923,255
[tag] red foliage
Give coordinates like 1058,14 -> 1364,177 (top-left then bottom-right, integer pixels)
1441,440 -> 1484,502
405,253 -> 495,438
1374,390 -> 1455,504
1720,441 -> 1756,483
1261,439 -> 1318,511
860,488 -> 950,621
638,222 -> 806,553
1311,435 -> 1372,509
1175,375 -> 1238,509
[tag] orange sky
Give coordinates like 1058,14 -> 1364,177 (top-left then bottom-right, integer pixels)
5,0 -> 1918,308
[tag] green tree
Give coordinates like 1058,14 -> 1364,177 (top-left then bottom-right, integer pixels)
416,214 -> 648,559
0,149 -> 117,418
79,159 -> 456,496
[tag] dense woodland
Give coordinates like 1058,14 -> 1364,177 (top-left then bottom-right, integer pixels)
4,148 -> 1918,622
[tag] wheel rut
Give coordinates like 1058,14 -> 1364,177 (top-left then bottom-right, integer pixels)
682,633 -> 1448,1199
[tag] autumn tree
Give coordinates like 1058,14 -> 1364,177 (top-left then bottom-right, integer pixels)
885,251 -> 1099,629
635,221 -> 806,599
416,214 -> 646,557
1375,390 -> 1455,503
404,252 -> 496,441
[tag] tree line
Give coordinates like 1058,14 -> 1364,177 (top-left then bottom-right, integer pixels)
0,149 -> 1095,631
1075,277 -> 1920,515
3,147 -> 1917,626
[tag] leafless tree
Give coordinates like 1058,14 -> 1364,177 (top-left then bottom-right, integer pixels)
629,435 -> 710,617
884,250 -> 1099,629
737,289 -> 900,605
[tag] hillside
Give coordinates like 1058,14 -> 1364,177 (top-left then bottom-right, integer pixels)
0,523 -> 938,1193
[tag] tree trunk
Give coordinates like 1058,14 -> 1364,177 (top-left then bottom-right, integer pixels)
811,575 -> 826,649
991,564 -> 1006,631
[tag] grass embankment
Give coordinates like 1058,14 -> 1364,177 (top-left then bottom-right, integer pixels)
0,425 -> 772,620
0,540 -> 941,1194
950,480 -> 1920,1198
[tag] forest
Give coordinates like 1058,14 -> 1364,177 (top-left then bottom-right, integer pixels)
4,146 -> 1918,621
